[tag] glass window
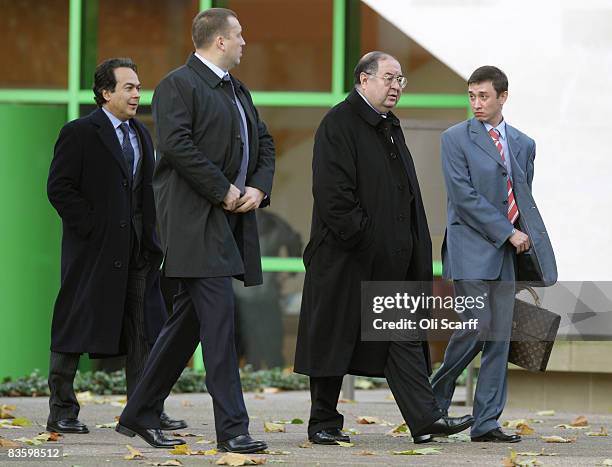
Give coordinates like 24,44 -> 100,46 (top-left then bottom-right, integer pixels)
89,0 -> 199,90
0,0 -> 69,88
359,3 -> 466,94
224,0 -> 333,91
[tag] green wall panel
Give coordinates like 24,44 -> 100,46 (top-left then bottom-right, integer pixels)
0,103 -> 66,379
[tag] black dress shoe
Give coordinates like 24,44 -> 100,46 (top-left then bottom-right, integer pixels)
159,412 -> 187,431
309,428 -> 350,445
46,419 -> 89,434
472,428 -> 521,443
413,415 -> 475,444
115,422 -> 186,448
217,434 -> 267,453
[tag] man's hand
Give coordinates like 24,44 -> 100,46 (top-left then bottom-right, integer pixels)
222,184 -> 241,211
509,229 -> 530,254
233,186 -> 265,213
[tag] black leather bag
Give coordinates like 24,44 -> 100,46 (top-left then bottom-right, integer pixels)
509,287 -> 560,372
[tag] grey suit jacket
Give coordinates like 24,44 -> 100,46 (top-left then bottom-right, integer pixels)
441,117 -> 557,284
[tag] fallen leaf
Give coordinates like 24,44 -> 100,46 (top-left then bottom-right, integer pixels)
336,441 -> 354,447
181,401 -> 194,407
169,444 -> 192,455
290,418 -> 303,425
535,410 -> 555,416
570,415 -> 589,427
357,450 -> 375,456
601,460 -> 612,466
437,433 -> 471,443
253,394 -> 265,400
516,449 -> 558,457
357,416 -> 381,424
171,432 -> 206,437
0,421 -> 22,429
502,451 -> 543,467
0,436 -> 20,448
11,417 -> 32,427
516,423 -> 535,436
338,399 -> 356,404
586,427 -> 609,437
96,422 -> 118,428
0,405 -> 16,419
46,432 -> 63,442
195,438 -> 215,444
216,452 -> 266,465
264,422 -> 285,433
504,419 -> 530,429
554,424 -> 589,430
385,393 -> 395,401
263,387 -> 281,394
342,428 -> 361,435
13,436 -> 42,446
385,423 -> 410,437
298,441 -> 312,448
354,378 -> 374,390
392,447 -> 441,455
262,450 -> 290,455
201,449 -> 219,456
124,444 -> 145,460
541,435 -> 576,443
146,461 -> 183,467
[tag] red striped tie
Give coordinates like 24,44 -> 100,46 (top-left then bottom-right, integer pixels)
489,128 -> 519,224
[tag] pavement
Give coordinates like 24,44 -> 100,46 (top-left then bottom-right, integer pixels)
1,389 -> 611,466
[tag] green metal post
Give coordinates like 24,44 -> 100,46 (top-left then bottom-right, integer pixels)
68,0 -> 82,121
332,0 -> 346,97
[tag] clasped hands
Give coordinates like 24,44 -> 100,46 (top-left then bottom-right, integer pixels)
222,184 -> 265,213
509,229 -> 530,254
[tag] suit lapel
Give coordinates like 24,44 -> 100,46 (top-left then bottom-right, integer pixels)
505,124 -> 523,164
468,118 -> 506,169
92,108 -> 130,179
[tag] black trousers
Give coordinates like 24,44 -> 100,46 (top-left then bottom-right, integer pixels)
308,341 -> 443,438
47,265 -> 151,423
119,276 -> 249,442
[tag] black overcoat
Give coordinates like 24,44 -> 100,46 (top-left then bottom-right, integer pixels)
152,54 -> 275,284
294,90 -> 433,377
47,109 -> 166,355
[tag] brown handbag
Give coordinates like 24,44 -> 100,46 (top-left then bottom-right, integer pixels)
508,287 -> 561,372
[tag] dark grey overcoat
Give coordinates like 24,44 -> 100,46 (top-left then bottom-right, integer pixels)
294,90 -> 433,377
152,54 -> 275,285
47,109 -> 166,355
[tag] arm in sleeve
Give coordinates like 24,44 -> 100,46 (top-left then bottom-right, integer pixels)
526,139 -> 536,190
441,131 -> 514,247
152,77 -> 230,205
246,105 -> 275,207
312,117 -> 373,250
47,123 -> 95,238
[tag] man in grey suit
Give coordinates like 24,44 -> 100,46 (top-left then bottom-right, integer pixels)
116,8 -> 274,452
431,66 -> 536,443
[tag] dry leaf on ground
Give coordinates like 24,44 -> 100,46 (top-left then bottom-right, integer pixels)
263,387 -> 281,394
181,401 -> 194,407
516,423 -> 535,436
196,438 -> 215,444
392,447 -> 441,455
570,415 -> 589,427
264,422 -> 285,433
601,460 -> 612,466
336,441 -> 354,447
171,432 -> 206,437
338,399 -> 356,404
586,427 -> 609,437
502,450 -> 543,466
357,450 -> 376,455
0,436 -> 20,448
262,450 -> 290,455
541,435 -> 576,443
124,444 -> 145,460
385,423 -> 410,437
146,461 -> 183,467
535,410 -> 555,416
216,453 -> 266,466
10,417 -> 32,427
298,441 -> 312,448
0,405 -> 16,420
554,424 -> 589,430
96,422 -> 118,428
169,444 -> 192,455
357,416 -> 381,424
342,428 -> 361,435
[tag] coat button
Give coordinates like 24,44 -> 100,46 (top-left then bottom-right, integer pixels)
503,200 -> 508,205
390,153 -> 397,159
502,172 -> 507,177
120,221 -> 127,228
122,179 -> 128,187
113,260 -> 122,269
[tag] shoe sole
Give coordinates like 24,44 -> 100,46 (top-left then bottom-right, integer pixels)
115,423 -> 185,449
45,425 -> 89,434
471,437 -> 522,443
308,438 -> 342,445
217,444 -> 268,454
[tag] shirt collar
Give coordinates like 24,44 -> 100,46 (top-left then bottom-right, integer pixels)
484,118 -> 506,140
101,107 -> 127,130
194,52 -> 227,79
356,89 -> 388,118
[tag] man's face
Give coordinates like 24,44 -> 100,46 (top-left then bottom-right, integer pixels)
223,16 -> 246,69
102,67 -> 140,121
360,58 -> 403,113
468,80 -> 507,125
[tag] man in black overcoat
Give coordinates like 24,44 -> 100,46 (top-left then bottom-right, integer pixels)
116,9 -> 274,453
46,58 -> 184,435
294,52 -> 474,445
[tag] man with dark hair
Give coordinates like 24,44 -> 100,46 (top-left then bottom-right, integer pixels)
46,58 -> 184,438
116,8 -> 274,453
294,51 -> 473,446
431,65 -> 554,442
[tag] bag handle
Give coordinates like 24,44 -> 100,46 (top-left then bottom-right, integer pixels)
523,286 -> 542,308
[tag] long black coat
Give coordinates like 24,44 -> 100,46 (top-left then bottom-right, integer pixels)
152,54 -> 275,284
294,90 -> 433,377
47,109 -> 166,355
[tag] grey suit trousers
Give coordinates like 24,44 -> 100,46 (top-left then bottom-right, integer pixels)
431,244 -> 516,437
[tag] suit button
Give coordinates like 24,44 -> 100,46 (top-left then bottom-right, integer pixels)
236,134 -> 241,140
503,200 -> 508,205
390,153 -> 397,159
122,180 -> 128,187
502,172 -> 507,177
120,221 -> 127,228
113,260 -> 123,269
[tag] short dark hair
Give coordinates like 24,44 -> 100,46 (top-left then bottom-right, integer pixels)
468,65 -> 508,96
93,58 -> 137,107
353,51 -> 393,86
192,8 -> 238,49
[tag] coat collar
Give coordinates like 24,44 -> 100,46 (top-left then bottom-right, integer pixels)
346,89 -> 400,128
90,108 -> 130,179
504,122 -> 523,162
468,117 -> 507,169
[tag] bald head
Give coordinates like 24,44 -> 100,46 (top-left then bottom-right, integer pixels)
353,51 -> 395,86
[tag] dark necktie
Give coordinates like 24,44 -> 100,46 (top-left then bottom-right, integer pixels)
222,73 -> 249,192
119,122 -> 135,179
489,128 -> 518,224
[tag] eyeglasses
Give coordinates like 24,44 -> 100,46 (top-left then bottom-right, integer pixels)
365,73 -> 408,89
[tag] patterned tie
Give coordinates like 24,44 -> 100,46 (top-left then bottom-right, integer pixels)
119,122 -> 135,179
489,128 -> 519,224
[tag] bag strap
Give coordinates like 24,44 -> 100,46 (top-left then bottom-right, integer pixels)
524,286 -> 542,308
